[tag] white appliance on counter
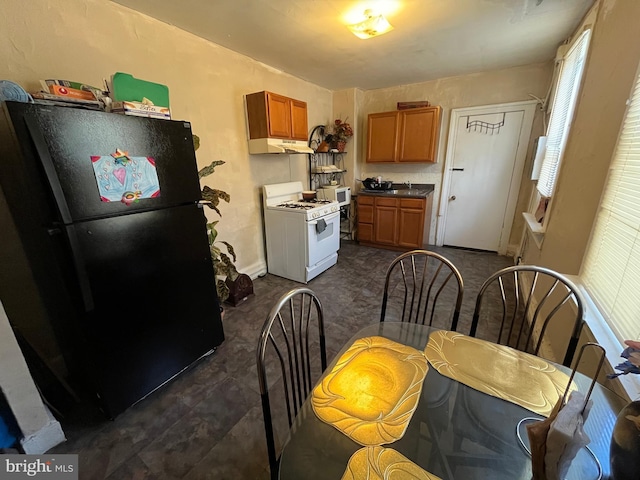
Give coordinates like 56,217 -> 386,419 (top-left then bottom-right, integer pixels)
263,181 -> 340,283
316,185 -> 351,206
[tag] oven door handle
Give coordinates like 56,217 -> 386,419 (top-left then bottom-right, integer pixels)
308,212 -> 340,224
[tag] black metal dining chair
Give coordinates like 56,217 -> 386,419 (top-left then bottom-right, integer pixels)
448,265 -> 588,475
380,250 -> 464,330
469,264 -> 586,367
256,287 -> 327,480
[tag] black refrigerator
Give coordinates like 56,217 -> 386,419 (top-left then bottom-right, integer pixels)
0,101 -> 225,417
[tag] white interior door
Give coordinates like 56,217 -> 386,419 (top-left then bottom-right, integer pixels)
439,102 -> 536,253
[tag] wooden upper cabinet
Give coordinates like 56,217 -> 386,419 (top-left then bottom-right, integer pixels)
367,111 -> 399,163
366,106 -> 442,163
246,91 -> 308,140
265,93 -> 291,138
290,99 -> 309,140
398,107 -> 441,162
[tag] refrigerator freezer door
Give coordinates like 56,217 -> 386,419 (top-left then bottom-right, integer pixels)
68,204 -> 224,416
6,102 -> 201,223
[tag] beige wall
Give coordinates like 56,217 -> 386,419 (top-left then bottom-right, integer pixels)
516,0 -> 640,394
521,0 -> 640,273
0,0 -> 333,279
354,64 -> 552,245
0,0 -> 564,277
1,0 -> 635,444
0,0 -> 333,446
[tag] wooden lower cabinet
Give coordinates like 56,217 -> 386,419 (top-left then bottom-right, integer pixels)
374,198 -> 399,245
398,204 -> 425,248
357,194 -> 431,250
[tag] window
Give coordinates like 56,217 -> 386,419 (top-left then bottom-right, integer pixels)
581,63 -> 640,342
536,30 -> 591,198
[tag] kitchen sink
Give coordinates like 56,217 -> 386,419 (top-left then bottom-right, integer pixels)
361,188 -> 430,197
401,189 -> 425,196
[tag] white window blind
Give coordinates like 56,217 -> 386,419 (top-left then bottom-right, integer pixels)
537,30 -> 591,198
582,65 -> 640,342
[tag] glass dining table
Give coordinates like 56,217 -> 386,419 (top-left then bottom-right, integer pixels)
277,322 -> 628,480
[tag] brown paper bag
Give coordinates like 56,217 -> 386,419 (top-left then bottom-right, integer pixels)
526,397 -> 563,480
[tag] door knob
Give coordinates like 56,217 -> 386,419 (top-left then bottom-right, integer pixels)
449,195 -> 456,201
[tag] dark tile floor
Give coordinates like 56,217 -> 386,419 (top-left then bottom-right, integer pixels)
49,241 -> 513,479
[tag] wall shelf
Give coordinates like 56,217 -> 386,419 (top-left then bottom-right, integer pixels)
307,125 -> 347,190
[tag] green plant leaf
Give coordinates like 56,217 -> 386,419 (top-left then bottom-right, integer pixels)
216,279 -> 230,303
192,134 -> 200,152
194,153 -> 240,300
220,241 -> 237,263
213,254 -> 237,280
198,160 -> 226,179
219,252 -> 238,275
207,221 -> 219,245
202,186 -> 231,217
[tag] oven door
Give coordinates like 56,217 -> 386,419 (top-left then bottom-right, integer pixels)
306,211 -> 340,266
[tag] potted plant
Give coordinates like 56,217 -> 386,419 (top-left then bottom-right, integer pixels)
194,135 -> 253,305
328,118 -> 354,152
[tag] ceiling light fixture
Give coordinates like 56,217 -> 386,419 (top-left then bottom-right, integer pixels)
348,9 -> 394,39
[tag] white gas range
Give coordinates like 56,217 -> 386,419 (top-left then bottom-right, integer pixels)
262,181 -> 340,283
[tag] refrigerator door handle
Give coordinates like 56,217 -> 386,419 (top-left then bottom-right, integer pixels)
24,116 -> 74,224
65,224 -> 95,312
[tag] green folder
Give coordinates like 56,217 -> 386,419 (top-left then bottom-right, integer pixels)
112,72 -> 170,107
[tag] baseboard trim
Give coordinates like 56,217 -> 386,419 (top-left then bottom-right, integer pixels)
20,407 -> 66,454
240,260 -> 267,280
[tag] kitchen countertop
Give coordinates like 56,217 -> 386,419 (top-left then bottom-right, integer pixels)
355,183 -> 435,199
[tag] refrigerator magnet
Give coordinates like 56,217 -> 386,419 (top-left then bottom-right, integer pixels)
91,153 -> 160,204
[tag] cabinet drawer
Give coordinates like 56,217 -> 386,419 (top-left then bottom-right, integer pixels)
358,205 -> 374,224
400,198 -> 425,209
358,195 -> 374,205
375,197 -> 398,207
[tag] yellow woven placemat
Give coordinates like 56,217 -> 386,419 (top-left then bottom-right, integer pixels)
424,330 -> 573,417
341,447 -> 442,480
312,336 -> 428,446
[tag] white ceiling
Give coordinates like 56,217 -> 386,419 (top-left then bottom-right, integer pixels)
112,0 -> 593,91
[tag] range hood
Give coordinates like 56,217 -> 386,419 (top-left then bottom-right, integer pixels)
248,137 -> 314,155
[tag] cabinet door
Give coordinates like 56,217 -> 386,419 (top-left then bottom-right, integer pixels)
398,107 -> 441,163
374,206 -> 398,245
357,223 -> 373,242
398,207 -> 426,248
367,111 -> 399,163
266,92 -> 292,138
290,99 -> 308,140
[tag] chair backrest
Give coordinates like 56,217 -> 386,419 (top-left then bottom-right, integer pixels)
470,265 -> 586,367
380,250 -> 464,330
256,287 -> 327,478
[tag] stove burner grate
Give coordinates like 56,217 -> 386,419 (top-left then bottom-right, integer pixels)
274,199 -> 335,210
276,202 -> 314,210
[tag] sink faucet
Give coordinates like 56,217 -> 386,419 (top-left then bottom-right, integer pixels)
404,180 -> 412,189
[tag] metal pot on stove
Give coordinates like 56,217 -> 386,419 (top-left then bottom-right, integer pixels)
360,177 -> 393,190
